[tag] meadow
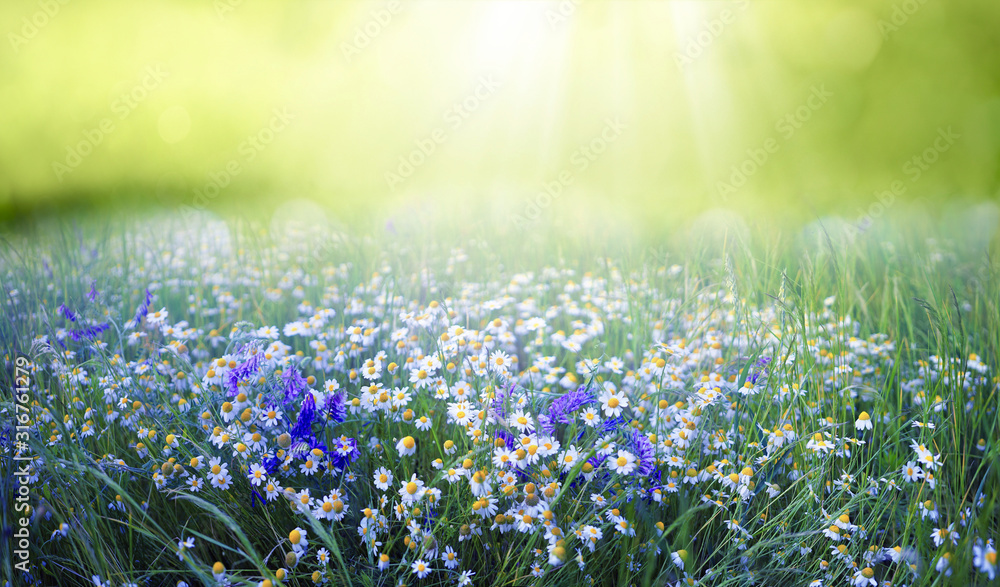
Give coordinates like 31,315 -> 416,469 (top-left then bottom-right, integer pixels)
1,211 -> 998,587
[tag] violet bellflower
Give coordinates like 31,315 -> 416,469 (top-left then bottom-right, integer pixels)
748,356 -> 772,385
324,391 -> 347,424
289,392 -> 316,442
601,417 -> 625,435
68,322 -> 110,342
127,289 -> 153,328
490,383 -> 516,421
281,366 -> 308,406
225,348 -> 262,397
628,428 -> 655,476
539,386 -> 596,434
58,304 -> 78,322
330,435 -> 360,469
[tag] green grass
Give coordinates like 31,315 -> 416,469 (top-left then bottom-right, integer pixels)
1,210 -> 998,587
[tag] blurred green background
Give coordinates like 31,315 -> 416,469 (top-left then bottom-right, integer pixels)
2,0 -> 999,231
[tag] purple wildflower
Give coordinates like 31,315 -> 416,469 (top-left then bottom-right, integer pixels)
628,428 -> 655,476
132,289 -> 153,326
68,322 -> 110,342
490,383 -> 516,421
330,436 -> 359,469
289,392 -> 316,441
250,488 -> 266,508
58,304 -> 77,322
87,281 -> 99,302
262,455 -> 283,476
601,417 -> 625,435
324,391 -> 347,424
225,348 -> 262,397
748,356 -> 772,384
541,386 -> 595,434
281,366 -> 308,406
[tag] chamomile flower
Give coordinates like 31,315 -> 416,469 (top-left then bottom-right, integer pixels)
508,410 -> 534,433
931,525 -> 959,547
411,559 -> 431,579
399,474 -> 426,504
851,567 -> 876,587
247,463 -> 268,486
598,387 -> 628,418
901,461 -> 923,483
610,450 -> 637,475
935,552 -> 953,576
580,407 -> 601,427
374,467 -> 393,491
441,545 -> 460,569
396,436 -> 417,457
316,547 -> 330,566
973,540 -> 997,580
580,525 -> 602,552
211,561 -> 225,581
176,537 -> 196,560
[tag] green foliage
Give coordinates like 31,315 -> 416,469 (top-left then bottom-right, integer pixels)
1,211 -> 998,586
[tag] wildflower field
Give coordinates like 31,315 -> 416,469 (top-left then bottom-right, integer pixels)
2,213 -> 998,587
